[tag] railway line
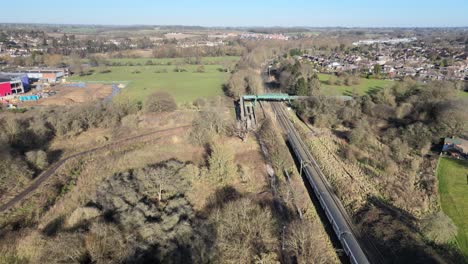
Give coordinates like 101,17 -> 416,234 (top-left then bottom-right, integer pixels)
271,102 -> 373,264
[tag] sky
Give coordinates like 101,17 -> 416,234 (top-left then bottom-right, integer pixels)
1,0 -> 467,27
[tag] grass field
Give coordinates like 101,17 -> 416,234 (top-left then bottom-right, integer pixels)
459,91 -> 468,98
70,57 -> 239,103
318,73 -> 394,96
86,56 -> 239,66
438,157 -> 468,256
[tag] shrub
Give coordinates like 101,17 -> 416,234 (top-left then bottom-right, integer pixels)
120,114 -> 139,128
99,69 -> 111,74
25,150 -> 49,170
193,98 -> 206,109
421,212 -> 458,244
285,219 -> 335,263
211,198 -> 278,263
208,143 -> 237,184
195,65 -> 205,73
144,92 -> 177,113
325,75 -> 336,85
189,110 -> 227,145
85,222 -> 129,264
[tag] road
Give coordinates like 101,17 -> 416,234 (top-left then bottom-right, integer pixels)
271,102 -> 382,264
0,125 -> 191,213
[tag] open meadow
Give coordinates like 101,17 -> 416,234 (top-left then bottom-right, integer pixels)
317,73 -> 468,98
438,157 -> 468,257
70,56 -> 239,103
317,73 -> 394,96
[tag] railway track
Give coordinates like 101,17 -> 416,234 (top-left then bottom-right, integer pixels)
0,125 -> 191,213
271,102 -> 376,264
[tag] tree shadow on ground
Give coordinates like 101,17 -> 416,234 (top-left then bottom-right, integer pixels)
366,86 -> 384,96
330,129 -> 349,142
42,215 -> 66,237
221,84 -> 231,97
355,196 -> 465,264
201,185 -> 243,216
265,80 -> 281,90
47,149 -> 64,165
343,90 -> 358,97
319,79 -> 331,86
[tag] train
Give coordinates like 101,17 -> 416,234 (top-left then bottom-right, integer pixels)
287,131 -> 370,264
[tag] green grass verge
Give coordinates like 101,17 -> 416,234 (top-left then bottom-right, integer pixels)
438,157 -> 468,256
317,73 -> 394,96
70,57 -> 239,103
458,91 -> 468,98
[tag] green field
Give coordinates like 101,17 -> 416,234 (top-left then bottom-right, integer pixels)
70,57 -> 239,103
459,91 -> 468,98
103,56 -> 239,65
317,73 -> 468,98
438,157 -> 468,256
317,73 -> 394,96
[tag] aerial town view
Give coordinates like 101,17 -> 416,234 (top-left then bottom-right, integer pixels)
0,1 -> 467,263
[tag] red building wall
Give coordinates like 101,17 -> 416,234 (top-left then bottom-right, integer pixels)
0,82 -> 12,97
42,73 -> 56,80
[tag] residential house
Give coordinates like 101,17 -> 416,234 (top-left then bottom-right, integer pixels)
443,137 -> 468,159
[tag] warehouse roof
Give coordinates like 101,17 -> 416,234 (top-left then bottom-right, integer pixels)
0,74 -> 13,83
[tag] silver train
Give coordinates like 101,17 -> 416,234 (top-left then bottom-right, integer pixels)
287,132 -> 370,264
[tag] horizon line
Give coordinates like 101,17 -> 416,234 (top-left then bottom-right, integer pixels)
0,22 -> 467,29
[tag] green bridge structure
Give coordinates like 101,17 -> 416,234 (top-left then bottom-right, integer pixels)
242,93 -> 352,105
242,93 -> 305,106
239,93 -> 305,129
239,93 -> 352,129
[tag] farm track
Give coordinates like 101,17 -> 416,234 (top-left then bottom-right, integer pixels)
0,125 -> 191,213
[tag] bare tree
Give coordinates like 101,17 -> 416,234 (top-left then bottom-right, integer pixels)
230,120 -> 249,142
211,198 -> 279,263
285,220 -> 335,263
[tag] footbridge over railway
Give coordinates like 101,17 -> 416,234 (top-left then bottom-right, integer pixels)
243,93 -> 307,106
239,93 -> 305,129
238,93 -> 351,129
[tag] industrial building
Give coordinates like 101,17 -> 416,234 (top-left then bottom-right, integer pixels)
3,68 -> 68,84
0,79 -> 12,97
0,74 -> 28,97
0,67 -> 69,97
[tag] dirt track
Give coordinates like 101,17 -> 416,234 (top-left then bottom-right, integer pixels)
0,125 -> 191,213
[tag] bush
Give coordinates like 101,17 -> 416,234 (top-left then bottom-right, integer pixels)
326,75 -> 337,85
25,150 -> 49,170
211,198 -> 278,263
285,220 -> 335,263
421,212 -> 458,244
120,114 -> 139,128
195,65 -> 205,73
190,111 -> 227,145
193,98 -> 206,109
208,143 -> 237,184
85,222 -> 129,264
144,92 -> 177,113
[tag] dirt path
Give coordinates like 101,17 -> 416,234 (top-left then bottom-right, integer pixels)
0,125 -> 191,213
